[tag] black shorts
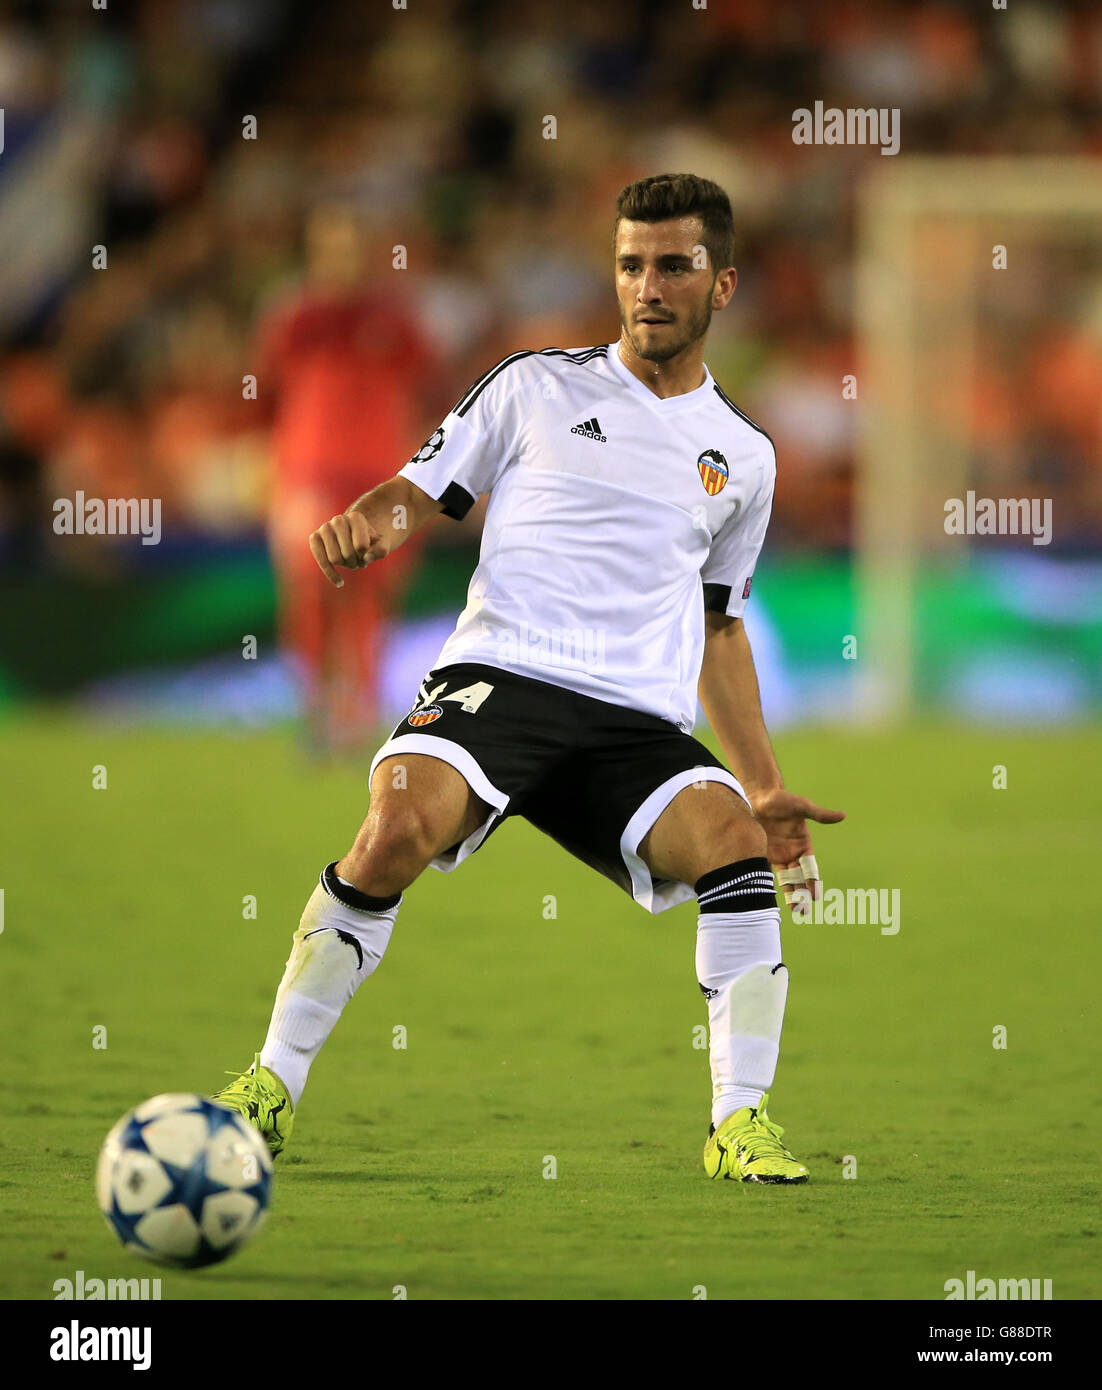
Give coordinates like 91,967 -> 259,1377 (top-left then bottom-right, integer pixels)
368,661 -> 748,914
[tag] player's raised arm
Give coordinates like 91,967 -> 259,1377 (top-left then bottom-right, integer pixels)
308,475 -> 444,588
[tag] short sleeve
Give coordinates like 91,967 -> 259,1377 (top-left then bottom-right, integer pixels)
700,445 -> 776,618
398,356 -> 525,520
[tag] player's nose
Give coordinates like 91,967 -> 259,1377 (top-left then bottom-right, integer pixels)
637,268 -> 664,302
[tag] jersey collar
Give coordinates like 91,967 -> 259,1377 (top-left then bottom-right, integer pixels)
606,340 -> 715,412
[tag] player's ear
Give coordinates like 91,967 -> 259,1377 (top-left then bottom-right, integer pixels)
713,266 -> 737,310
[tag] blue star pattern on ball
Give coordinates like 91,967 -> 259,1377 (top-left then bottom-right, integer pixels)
96,1093 -> 273,1269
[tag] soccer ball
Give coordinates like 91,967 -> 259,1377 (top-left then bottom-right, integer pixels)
96,1093 -> 273,1269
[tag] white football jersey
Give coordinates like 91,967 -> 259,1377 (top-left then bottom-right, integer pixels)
398,342 -> 776,733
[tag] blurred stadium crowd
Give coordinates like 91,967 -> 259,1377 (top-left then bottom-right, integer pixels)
1,0 -> 1100,576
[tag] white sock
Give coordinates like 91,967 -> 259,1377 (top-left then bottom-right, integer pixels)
259,869 -> 400,1106
696,908 -> 788,1129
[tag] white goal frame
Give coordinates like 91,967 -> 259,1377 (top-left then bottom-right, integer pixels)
854,157 -> 1102,721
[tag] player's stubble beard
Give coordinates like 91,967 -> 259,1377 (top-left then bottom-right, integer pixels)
621,286 -> 715,364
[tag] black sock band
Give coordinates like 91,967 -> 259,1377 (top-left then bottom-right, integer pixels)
695,857 -> 777,913
321,862 -> 401,914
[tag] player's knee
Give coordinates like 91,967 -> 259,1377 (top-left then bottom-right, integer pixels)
340,807 -> 440,895
712,812 -> 767,870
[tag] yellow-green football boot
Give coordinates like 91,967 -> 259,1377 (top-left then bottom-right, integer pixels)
703,1093 -> 809,1184
213,1053 -> 294,1159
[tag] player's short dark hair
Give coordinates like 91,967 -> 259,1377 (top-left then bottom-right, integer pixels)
615,173 -> 735,274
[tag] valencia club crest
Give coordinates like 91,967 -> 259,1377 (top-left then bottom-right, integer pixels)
697,449 -> 729,496
408,704 -> 443,727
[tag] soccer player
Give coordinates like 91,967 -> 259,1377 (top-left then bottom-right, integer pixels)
217,174 -> 844,1183
256,203 -> 435,752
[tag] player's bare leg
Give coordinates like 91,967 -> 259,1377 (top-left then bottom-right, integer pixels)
640,782 -> 809,1182
335,753 -> 488,896
641,780 -> 766,882
216,754 -> 490,1154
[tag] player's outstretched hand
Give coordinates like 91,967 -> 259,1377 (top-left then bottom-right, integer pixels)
746,788 -> 845,914
309,511 -> 388,588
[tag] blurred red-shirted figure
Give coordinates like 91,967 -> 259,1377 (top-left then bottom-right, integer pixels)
256,205 -> 434,751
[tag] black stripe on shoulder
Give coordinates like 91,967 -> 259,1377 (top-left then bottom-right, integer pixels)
453,351 -> 535,418
537,345 -> 609,363
712,384 -> 776,452
454,345 -> 609,418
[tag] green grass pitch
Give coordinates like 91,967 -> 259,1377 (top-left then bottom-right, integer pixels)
2,715 -> 1098,1300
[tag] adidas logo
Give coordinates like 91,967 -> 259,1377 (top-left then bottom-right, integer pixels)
570,417 -> 607,443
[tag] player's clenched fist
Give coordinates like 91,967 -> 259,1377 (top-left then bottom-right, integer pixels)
308,511 -> 388,588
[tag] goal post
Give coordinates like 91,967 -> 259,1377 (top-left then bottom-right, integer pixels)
854,157 -> 1102,722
